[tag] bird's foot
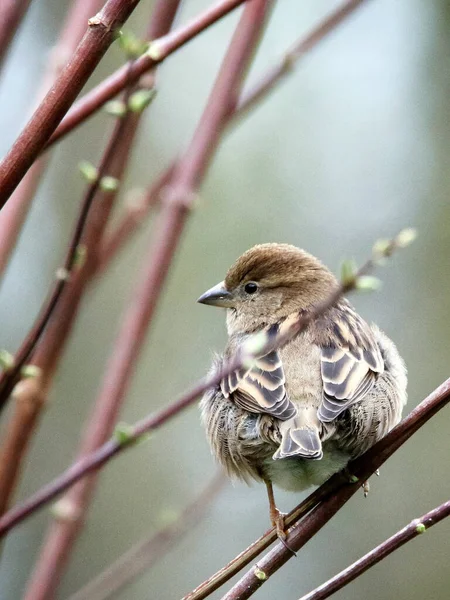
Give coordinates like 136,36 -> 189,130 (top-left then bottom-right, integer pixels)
271,509 -> 297,556
362,480 -> 370,497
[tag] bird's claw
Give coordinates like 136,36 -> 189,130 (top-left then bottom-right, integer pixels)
271,509 -> 297,556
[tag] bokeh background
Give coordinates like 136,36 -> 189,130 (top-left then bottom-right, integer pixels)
0,0 -> 449,598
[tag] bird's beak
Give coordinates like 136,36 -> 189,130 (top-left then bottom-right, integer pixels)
197,281 -> 234,308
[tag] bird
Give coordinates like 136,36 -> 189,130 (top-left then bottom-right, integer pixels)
198,243 -> 407,540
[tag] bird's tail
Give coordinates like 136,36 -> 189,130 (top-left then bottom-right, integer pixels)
273,415 -> 323,460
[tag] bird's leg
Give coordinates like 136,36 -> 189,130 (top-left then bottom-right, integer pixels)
265,479 -> 285,536
264,480 -> 296,555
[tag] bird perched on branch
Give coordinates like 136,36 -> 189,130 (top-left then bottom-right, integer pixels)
198,243 -> 407,540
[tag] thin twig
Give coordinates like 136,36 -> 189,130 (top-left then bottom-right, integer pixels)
67,473 -> 226,600
0,0 -> 106,281
97,0 -> 371,274
0,232 -> 416,537
0,0 -> 33,75
0,73 -> 136,413
47,0 -> 249,149
21,4 -> 271,600
0,78 -> 138,517
298,499 -> 450,600
0,0 -> 142,207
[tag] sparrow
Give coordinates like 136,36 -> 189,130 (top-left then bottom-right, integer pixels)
198,243 -> 407,539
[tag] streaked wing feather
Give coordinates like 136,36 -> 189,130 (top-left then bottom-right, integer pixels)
221,345 -> 296,421
318,304 -> 384,423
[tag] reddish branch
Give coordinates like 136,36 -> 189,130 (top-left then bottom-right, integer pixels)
219,384 -> 450,600
21,4 -> 272,600
0,0 -> 142,207
298,499 -> 450,600
0,84 -> 138,517
0,83 -> 134,413
0,0 -> 106,280
47,0 -> 249,148
68,473 -> 226,600
0,0 -> 33,74
97,0 -> 370,274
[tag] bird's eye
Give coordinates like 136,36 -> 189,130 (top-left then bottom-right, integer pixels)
244,282 -> 258,294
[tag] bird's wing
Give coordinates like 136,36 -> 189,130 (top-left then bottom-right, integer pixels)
317,302 -> 384,423
221,327 -> 296,421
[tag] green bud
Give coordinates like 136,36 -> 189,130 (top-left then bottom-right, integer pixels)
113,422 -> 135,446
128,88 -> 157,113
372,238 -> 391,259
78,161 -> 98,183
118,30 -> 149,58
74,244 -> 87,269
415,522 -> 426,534
99,176 -> 120,192
104,100 -> 127,118
355,275 -> 382,292
0,349 -> 14,371
254,567 -> 268,581
348,474 -> 359,484
147,41 -> 163,61
340,259 -> 358,286
20,365 -> 42,379
396,227 -> 417,248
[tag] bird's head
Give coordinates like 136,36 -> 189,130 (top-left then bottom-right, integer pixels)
197,243 -> 338,333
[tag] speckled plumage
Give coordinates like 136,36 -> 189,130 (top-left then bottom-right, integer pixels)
199,244 -> 407,494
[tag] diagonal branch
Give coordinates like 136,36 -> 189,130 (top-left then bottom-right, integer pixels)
298,498 -> 450,600
0,0 -> 142,207
219,382 -> 450,600
0,74 -> 139,518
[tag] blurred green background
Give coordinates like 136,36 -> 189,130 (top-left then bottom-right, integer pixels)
0,0 -> 449,598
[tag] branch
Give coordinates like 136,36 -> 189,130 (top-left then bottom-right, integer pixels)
298,499 -> 450,600
0,0 -> 106,280
46,0 -> 249,148
0,0 -> 142,207
0,73 -> 136,414
67,473 -> 226,600
21,4 -> 272,599
0,77 -> 139,517
97,0 -> 371,274
0,231 -> 415,538
219,383 -> 450,600
0,0 -> 33,75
